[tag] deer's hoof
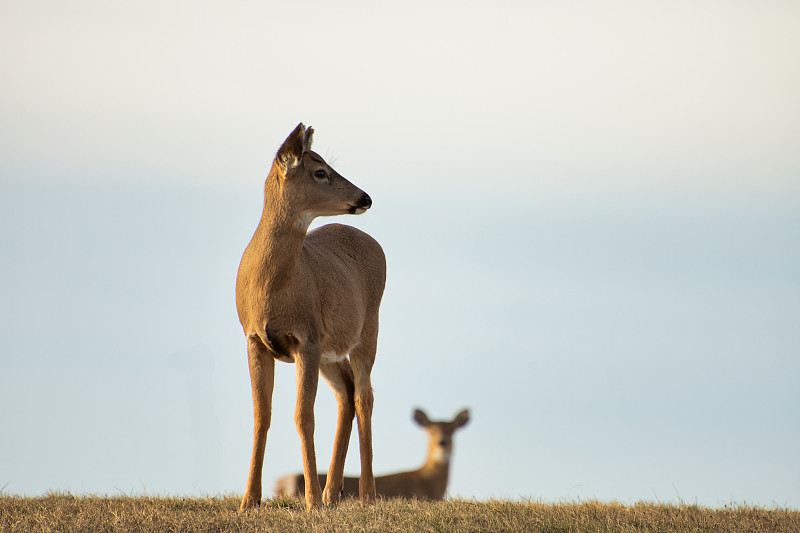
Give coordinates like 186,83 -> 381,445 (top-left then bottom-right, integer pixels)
305,493 -> 323,511
323,487 -> 341,506
239,494 -> 261,511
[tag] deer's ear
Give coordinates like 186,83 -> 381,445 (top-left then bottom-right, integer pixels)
413,409 -> 431,427
452,409 -> 470,428
302,126 -> 314,153
275,123 -> 306,174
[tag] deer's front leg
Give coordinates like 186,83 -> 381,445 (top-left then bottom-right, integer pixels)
241,336 -> 275,510
295,347 -> 322,510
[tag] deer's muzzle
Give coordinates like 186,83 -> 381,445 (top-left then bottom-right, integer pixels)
349,192 -> 372,214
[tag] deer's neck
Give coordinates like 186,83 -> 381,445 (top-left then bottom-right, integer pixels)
418,457 -> 450,497
420,456 -> 450,480
251,185 -> 309,290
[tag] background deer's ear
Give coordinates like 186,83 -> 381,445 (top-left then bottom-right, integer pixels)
413,409 -> 431,427
452,409 -> 470,428
275,123 -> 306,174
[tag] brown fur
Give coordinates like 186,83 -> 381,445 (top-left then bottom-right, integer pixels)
236,123 -> 386,510
275,409 -> 470,501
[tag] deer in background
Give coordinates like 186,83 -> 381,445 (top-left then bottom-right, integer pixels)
275,408 -> 471,501
235,123 -> 386,510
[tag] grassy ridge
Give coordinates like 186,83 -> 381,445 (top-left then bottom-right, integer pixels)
1,494 -> 798,533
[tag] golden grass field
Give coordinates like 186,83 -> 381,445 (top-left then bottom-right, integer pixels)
1,493 -> 798,533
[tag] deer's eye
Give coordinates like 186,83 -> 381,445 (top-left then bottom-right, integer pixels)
313,169 -> 328,181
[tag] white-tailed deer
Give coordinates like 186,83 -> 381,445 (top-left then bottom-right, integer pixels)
235,123 -> 386,510
275,408 -> 470,501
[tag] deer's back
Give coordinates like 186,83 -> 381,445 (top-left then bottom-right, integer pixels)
302,223 -> 386,306
275,471 -> 444,500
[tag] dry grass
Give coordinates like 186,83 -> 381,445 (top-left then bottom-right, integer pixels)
1,493 -> 798,533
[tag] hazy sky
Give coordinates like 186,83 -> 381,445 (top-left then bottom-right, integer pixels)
1,1 -> 799,507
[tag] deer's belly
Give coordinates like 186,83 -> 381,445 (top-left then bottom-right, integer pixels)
321,351 -> 348,363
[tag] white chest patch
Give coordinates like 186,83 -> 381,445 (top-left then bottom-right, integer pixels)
430,446 -> 451,464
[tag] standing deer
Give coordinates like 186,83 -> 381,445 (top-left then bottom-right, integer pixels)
235,123 -> 386,510
274,408 -> 471,501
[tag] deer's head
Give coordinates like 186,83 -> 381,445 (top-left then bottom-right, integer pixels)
270,123 -> 372,229
414,408 -> 471,464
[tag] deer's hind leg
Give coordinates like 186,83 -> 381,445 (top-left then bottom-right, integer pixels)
350,324 -> 378,503
241,335 -> 275,510
319,360 -> 356,505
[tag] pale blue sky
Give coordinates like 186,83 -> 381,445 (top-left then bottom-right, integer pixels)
1,1 -> 798,507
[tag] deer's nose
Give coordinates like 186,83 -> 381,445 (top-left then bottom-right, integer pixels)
357,193 -> 372,210
348,192 -> 373,214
